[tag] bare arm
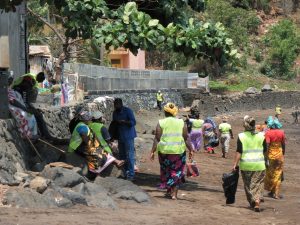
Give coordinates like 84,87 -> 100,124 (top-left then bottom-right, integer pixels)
233,152 -> 241,170
150,123 -> 162,161
151,123 -> 162,153
183,124 -> 193,152
229,129 -> 234,139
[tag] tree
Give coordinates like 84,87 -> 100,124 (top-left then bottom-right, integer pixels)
3,0 -> 239,78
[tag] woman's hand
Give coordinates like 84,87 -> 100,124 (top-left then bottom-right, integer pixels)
232,164 -> 237,171
150,152 -> 155,161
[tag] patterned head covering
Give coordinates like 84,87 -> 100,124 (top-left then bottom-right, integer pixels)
164,102 -> 178,116
204,117 -> 217,129
79,111 -> 92,121
267,116 -> 282,129
243,115 -> 256,132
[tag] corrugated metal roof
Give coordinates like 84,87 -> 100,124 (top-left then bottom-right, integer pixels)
29,45 -> 51,57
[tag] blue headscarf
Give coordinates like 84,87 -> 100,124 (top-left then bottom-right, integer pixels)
267,116 -> 282,129
204,117 -> 217,129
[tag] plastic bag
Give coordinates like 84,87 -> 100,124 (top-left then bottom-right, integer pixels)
222,167 -> 239,204
186,160 -> 200,177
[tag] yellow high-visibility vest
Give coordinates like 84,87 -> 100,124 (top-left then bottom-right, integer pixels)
157,117 -> 186,154
239,131 -> 266,171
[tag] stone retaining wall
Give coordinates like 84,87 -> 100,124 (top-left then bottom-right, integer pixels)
192,91 -> 300,117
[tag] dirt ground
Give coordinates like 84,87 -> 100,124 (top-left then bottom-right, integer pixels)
0,108 -> 299,225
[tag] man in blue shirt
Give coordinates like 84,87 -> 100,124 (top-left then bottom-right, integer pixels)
112,98 -> 137,181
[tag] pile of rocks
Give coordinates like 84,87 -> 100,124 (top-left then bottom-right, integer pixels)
2,165 -> 151,209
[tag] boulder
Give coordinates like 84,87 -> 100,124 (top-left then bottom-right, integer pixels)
2,189 -> 57,208
244,87 -> 259,94
261,84 -> 273,92
55,188 -> 88,205
95,177 -> 151,203
43,189 -> 73,208
29,176 -> 50,194
72,182 -> 117,209
41,166 -> 85,188
86,193 -> 117,209
13,172 -> 29,183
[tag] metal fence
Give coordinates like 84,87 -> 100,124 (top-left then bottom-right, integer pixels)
64,63 -> 209,92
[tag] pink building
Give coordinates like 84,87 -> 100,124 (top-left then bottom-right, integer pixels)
108,48 -> 145,69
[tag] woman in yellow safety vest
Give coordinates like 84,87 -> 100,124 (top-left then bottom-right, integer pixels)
68,111 -> 124,180
218,116 -> 234,158
233,115 -> 267,212
150,103 -> 194,200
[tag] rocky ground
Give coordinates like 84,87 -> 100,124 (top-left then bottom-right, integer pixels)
0,108 -> 299,225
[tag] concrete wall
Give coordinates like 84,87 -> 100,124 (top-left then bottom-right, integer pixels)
191,91 -> 300,117
64,63 -> 203,92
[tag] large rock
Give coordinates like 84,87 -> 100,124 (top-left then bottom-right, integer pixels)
29,176 -> 50,194
55,187 -> 88,205
72,181 -> 117,209
43,189 -> 73,208
86,193 -> 117,209
261,84 -> 273,92
2,189 -> 57,208
95,177 -> 151,203
41,166 -> 85,188
244,87 -> 259,94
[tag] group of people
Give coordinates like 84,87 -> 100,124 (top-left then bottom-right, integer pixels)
149,100 -> 286,212
186,114 -> 233,158
233,114 -> 286,212
7,79 -> 287,211
68,98 -> 137,181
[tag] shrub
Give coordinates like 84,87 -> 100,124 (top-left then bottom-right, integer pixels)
262,19 -> 300,79
206,0 -> 261,50
254,49 -> 263,62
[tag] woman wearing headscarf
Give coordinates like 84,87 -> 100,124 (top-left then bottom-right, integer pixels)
187,113 -> 204,152
202,117 -> 218,153
264,116 -> 285,199
233,115 -> 267,212
150,103 -> 194,200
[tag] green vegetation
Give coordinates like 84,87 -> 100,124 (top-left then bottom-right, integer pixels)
261,19 -> 300,79
205,0 -> 260,49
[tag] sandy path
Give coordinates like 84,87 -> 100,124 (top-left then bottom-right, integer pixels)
0,109 -> 299,225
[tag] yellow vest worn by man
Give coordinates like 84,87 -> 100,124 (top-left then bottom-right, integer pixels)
239,131 -> 266,171
156,93 -> 163,102
89,122 -> 112,154
157,117 -> 186,154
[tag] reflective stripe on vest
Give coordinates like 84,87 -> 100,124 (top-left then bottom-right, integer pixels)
68,122 -> 90,152
156,93 -> 163,101
191,119 -> 204,131
239,131 -> 266,171
89,122 -> 112,153
157,117 -> 186,154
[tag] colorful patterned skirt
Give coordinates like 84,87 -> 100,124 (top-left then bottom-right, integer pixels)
158,152 -> 186,192
189,130 -> 203,151
241,170 -> 265,206
264,157 -> 284,196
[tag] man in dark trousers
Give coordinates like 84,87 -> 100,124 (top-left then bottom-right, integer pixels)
112,98 -> 137,181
